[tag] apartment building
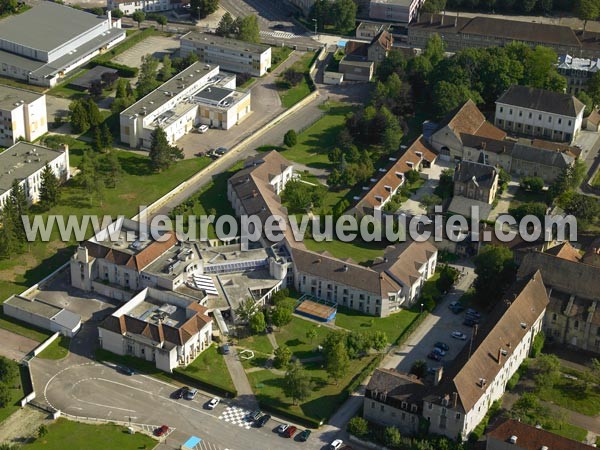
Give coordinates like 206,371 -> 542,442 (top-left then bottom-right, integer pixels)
0,141 -> 70,209
369,0 -> 426,23
120,62 -> 251,148
0,86 -> 47,147
495,86 -> 585,143
0,2 -> 124,87
99,287 -> 212,372
107,0 -> 172,15
557,54 -> 600,95
180,32 -> 271,77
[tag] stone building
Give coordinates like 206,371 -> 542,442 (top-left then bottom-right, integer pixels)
452,160 -> 499,204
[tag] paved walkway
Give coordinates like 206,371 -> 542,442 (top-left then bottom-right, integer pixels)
222,347 -> 258,410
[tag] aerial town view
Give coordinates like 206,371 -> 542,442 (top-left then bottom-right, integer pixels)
2,0 -> 600,449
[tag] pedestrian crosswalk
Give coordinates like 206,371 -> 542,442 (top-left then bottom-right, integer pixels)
260,30 -> 299,40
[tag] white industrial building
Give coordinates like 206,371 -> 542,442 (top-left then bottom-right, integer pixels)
0,2 -> 125,87
180,32 -> 272,77
0,141 -> 70,210
3,295 -> 81,337
120,62 -> 251,149
0,86 -> 48,147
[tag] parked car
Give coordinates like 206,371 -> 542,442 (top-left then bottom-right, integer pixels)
221,344 -> 230,355
207,397 -> 220,409
298,429 -> 311,441
117,365 -> 134,376
432,347 -> 446,357
255,414 -> 271,427
463,319 -> 478,327
451,331 -> 467,340
283,425 -> 297,438
247,410 -> 262,421
330,439 -> 344,450
450,304 -> 465,313
215,147 -> 228,155
273,24 -> 286,30
435,342 -> 449,351
466,308 -> 481,318
277,424 -> 290,433
196,124 -> 209,133
427,352 -> 442,361
171,386 -> 189,399
154,425 -> 169,437
449,301 -> 460,309
184,388 -> 198,400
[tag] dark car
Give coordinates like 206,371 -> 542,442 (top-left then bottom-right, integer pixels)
221,344 -> 230,355
215,147 -> 228,155
171,386 -> 189,399
266,326 -> 273,334
117,365 -> 134,376
255,414 -> 271,427
466,308 -> 481,318
298,429 -> 311,441
273,24 -> 286,30
427,352 -> 442,361
154,425 -> 169,437
450,304 -> 465,313
435,342 -> 449,351
283,425 -> 297,438
247,409 -> 262,422
463,319 -> 478,327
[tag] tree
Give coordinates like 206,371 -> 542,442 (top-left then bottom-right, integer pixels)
101,123 -> 113,150
419,194 -> 442,214
70,100 -> 90,134
216,12 -> 235,37
106,151 -> 123,188
432,81 -> 483,119
160,54 -> 173,81
111,8 -> 123,18
370,330 -> 387,351
156,14 -> 167,31
235,297 -> 258,323
132,10 -> 145,28
306,328 -> 318,343
577,90 -> 594,116
190,0 -> 219,19
249,311 -> 266,334
149,126 -> 184,172
283,360 -> 313,405
534,354 -> 561,390
347,416 -> 369,438
279,130 -> 297,150
421,0 -> 447,13
383,427 -> 402,448
563,193 -> 600,227
234,15 -> 260,43
0,357 -> 17,383
92,126 -> 103,152
39,164 -> 60,208
577,0 -> 600,32
498,167 -> 511,193
37,424 -> 48,438
272,304 -> 293,327
86,98 -> 103,128
410,360 -> 428,378
281,180 -> 325,213
0,384 -> 10,408
137,54 -> 159,97
520,176 -> 544,193
474,245 -> 516,304
0,214 -> 19,259
326,340 -> 349,384
274,345 -> 292,369
509,202 -> 547,222
331,0 -> 356,33
424,33 -> 445,66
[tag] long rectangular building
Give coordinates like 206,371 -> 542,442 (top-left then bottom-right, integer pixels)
180,32 -> 271,77
0,2 -> 125,87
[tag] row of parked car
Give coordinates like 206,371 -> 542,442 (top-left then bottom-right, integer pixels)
427,341 -> 450,362
171,386 -> 220,410
246,410 -> 313,441
449,302 -> 482,327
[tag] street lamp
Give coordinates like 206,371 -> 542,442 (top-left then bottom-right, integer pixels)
420,303 -> 424,313
312,18 -> 317,36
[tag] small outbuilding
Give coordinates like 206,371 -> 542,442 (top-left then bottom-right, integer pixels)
3,295 -> 81,337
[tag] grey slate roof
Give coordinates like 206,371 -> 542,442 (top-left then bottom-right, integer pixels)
0,2 -> 106,54
496,85 -> 585,117
512,143 -> 574,169
454,160 -> 497,189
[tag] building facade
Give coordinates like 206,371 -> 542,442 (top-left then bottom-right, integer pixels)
495,86 -> 584,143
557,54 -> 600,95
369,0 -> 426,23
0,2 -> 125,87
180,32 -> 271,77
453,160 -> 499,204
0,142 -> 70,209
0,86 -> 47,147
107,0 -> 172,15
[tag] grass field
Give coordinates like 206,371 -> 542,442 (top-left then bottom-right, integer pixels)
238,332 -> 274,355
47,69 -> 90,99
23,419 -> 156,450
334,306 -> 419,344
271,46 -> 293,71
304,238 -> 385,266
593,171 -> 600,187
0,312 -> 51,342
275,317 -> 330,360
174,345 -> 236,394
37,336 -> 70,360
537,379 -> 600,416
278,51 -> 316,109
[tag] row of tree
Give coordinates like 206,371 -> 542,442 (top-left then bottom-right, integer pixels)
423,0 -> 595,16
309,0 -> 357,35
216,13 -> 260,44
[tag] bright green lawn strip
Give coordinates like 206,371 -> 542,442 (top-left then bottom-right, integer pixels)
270,46 -> 293,71
593,171 -> 600,187
23,418 -> 156,450
278,52 -> 316,108
335,306 -> 418,344
537,380 -> 600,416
37,336 -> 71,360
303,238 -> 385,266
0,75 -> 45,93
0,312 -> 51,342
47,69 -> 89,99
174,345 -> 236,394
275,316 -> 330,359
545,421 -> 588,442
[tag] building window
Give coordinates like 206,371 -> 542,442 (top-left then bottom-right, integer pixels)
552,313 -> 557,322
574,320 -> 579,330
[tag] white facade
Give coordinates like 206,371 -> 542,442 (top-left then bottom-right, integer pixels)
0,88 -> 47,147
369,0 -> 426,23
107,0 -> 172,14
180,32 -> 272,77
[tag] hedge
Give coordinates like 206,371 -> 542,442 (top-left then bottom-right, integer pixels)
171,368 -> 237,399
89,60 -> 138,78
395,311 -> 428,346
257,402 -> 322,429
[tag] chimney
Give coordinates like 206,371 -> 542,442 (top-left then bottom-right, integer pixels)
441,10 -> 445,26
434,366 -> 443,386
497,347 -> 503,364
452,391 -> 458,409
107,9 -> 112,28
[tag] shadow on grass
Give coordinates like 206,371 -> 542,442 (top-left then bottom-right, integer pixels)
22,247 -> 74,287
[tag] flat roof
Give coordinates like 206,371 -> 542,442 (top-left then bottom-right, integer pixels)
181,31 -> 270,54
218,269 -> 280,311
0,85 -> 43,111
128,296 -> 188,328
5,295 -> 61,319
122,61 -> 216,117
143,243 -> 198,278
198,244 -> 270,266
0,2 -> 107,55
0,142 -> 64,195
195,86 -> 232,103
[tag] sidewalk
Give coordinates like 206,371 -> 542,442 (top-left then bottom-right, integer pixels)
222,347 -> 258,410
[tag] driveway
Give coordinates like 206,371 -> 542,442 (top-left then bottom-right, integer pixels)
0,329 -> 39,361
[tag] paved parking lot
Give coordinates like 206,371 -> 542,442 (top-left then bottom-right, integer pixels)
113,36 -> 180,69
381,263 -> 477,373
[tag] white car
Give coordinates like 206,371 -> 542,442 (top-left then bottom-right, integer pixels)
330,439 -> 344,450
451,331 -> 467,340
277,424 -> 289,433
197,124 -> 209,133
207,397 -> 220,409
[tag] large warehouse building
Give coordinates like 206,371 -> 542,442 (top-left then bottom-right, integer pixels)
0,2 -> 125,87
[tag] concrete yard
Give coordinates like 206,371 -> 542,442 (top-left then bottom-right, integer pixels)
0,328 -> 39,361
112,35 -> 180,69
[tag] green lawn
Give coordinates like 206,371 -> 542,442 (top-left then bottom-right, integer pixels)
537,379 -> 600,416
510,188 -> 548,208
23,419 -> 156,450
592,171 -> 600,187
278,51 -> 316,108
334,306 -> 419,344
0,312 -> 51,342
277,103 -> 352,169
37,336 -> 70,360
0,75 -> 46,93
304,238 -> 385,266
0,363 -> 27,424
248,355 -> 376,426
270,46 -> 293,71
47,69 -> 89,99
238,332 -> 274,355
546,421 -> 588,442
174,345 -> 236,394
0,136 -> 211,304
275,317 -> 330,360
